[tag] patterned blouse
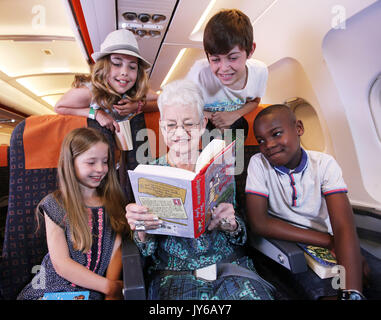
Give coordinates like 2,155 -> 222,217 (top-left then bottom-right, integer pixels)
133,155 -> 247,272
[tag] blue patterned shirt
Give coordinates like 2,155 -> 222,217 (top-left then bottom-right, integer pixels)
133,156 -> 247,272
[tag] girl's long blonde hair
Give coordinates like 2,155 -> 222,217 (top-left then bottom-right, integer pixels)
55,127 -> 129,252
91,55 -> 149,112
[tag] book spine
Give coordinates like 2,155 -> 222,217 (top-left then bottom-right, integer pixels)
192,173 -> 206,238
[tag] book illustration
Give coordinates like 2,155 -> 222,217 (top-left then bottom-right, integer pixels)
115,118 -> 133,151
139,196 -> 188,220
298,244 -> 337,279
299,244 -> 337,266
205,168 -> 235,227
41,291 -> 90,300
138,177 -> 186,203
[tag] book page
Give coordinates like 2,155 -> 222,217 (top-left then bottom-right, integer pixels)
139,197 -> 188,219
195,139 -> 226,174
134,164 -> 196,180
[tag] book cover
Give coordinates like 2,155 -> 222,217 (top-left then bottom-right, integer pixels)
115,118 -> 133,151
41,291 -> 90,300
298,244 -> 337,279
128,139 -> 236,238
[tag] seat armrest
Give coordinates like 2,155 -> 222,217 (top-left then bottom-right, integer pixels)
121,237 -> 146,300
249,234 -> 308,274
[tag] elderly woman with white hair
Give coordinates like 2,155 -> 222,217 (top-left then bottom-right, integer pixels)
125,79 -> 275,300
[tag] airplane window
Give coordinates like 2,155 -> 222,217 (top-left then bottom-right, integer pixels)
285,97 -> 325,152
369,74 -> 381,142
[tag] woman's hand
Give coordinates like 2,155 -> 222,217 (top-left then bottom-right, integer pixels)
95,109 -> 120,132
113,98 -> 138,117
125,203 -> 162,242
207,203 -> 237,232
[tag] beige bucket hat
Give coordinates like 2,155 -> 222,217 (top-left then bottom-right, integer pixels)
91,29 -> 151,69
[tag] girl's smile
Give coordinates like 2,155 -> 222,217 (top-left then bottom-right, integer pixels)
74,141 -> 109,192
208,45 -> 254,90
107,53 -> 138,94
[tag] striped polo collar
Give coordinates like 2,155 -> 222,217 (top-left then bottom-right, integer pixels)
273,148 -> 308,175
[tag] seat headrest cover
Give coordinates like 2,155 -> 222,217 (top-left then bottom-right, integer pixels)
23,115 -> 87,169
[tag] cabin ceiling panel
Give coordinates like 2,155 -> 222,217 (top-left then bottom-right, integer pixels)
15,74 -> 76,97
0,0 -> 90,130
41,94 -> 64,108
0,0 -> 75,37
0,40 -> 89,78
150,45 -> 204,91
0,78 -> 54,116
80,0 -> 117,56
179,0 -> 277,42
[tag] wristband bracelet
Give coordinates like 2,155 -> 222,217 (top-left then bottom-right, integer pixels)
88,106 -> 96,120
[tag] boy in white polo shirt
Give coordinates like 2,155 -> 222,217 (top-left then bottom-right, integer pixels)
245,104 -> 368,300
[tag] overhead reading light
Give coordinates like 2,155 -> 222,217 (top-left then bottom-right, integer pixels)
138,13 -> 151,23
136,29 -> 147,38
149,30 -> 161,38
122,12 -> 167,38
123,12 -> 137,21
152,14 -> 166,23
123,12 -> 166,24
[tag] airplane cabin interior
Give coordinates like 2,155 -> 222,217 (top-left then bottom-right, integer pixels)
0,0 -> 380,301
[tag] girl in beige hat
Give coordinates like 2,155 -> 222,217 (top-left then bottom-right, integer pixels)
55,29 -> 158,132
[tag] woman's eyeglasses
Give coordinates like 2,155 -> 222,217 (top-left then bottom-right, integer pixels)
160,121 -> 201,134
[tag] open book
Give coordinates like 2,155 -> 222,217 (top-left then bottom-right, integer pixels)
115,119 -> 133,151
128,139 -> 236,238
298,244 -> 337,279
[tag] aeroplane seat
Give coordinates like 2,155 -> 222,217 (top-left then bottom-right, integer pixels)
0,144 -> 9,257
